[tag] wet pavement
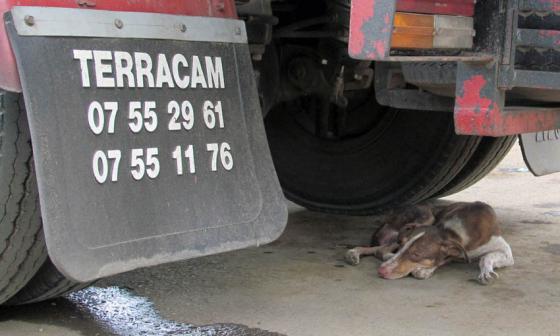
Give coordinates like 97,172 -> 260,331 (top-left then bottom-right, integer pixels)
1,144 -> 560,336
0,287 -> 283,336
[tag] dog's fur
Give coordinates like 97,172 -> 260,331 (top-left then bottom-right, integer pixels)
370,204 -> 435,246
346,202 -> 514,284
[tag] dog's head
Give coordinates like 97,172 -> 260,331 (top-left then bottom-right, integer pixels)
377,227 -> 469,280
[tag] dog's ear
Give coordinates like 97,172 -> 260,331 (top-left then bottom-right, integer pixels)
402,222 -> 419,232
441,240 -> 470,264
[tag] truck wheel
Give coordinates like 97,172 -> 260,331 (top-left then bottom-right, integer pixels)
7,259 -> 90,305
0,90 -> 86,305
435,136 -> 516,197
0,90 -> 48,304
265,96 -> 481,215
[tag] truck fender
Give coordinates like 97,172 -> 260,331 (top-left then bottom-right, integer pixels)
0,0 -> 237,92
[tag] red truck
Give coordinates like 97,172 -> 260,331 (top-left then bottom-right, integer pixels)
0,0 -> 559,305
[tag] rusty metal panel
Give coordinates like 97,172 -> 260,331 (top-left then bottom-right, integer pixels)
456,107 -> 560,137
396,0 -> 475,16
512,70 -> 560,90
454,62 -> 560,136
347,0 -> 560,136
518,0 -> 560,11
348,0 -> 396,60
516,28 -> 560,49
454,61 -> 505,136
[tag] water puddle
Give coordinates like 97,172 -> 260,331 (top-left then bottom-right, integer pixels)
499,167 -> 529,173
66,286 -> 283,336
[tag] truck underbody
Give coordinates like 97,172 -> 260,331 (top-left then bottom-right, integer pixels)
0,0 -> 558,305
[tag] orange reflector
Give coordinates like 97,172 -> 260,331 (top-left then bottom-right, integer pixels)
391,12 -> 474,50
392,12 -> 434,49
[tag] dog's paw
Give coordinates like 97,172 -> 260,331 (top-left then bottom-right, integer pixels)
477,270 -> 499,285
411,267 -> 436,279
345,249 -> 361,265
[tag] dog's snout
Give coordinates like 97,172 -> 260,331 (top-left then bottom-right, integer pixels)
377,266 -> 391,279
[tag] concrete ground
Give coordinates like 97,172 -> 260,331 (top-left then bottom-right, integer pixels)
1,144 -> 560,336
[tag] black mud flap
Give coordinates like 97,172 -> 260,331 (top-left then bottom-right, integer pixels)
5,7 -> 287,282
520,131 -> 560,176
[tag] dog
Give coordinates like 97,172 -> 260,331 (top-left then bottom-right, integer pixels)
345,203 -> 436,265
346,202 -> 514,284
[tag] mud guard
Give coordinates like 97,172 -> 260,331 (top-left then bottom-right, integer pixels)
520,131 -> 560,176
5,7 -> 287,282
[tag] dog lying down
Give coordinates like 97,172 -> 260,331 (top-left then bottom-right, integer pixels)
345,202 -> 514,285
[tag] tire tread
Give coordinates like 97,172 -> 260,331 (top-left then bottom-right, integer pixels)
0,91 -> 47,304
436,136 -> 516,197
7,259 -> 90,305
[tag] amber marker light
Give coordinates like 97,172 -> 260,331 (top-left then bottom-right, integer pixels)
391,12 -> 474,50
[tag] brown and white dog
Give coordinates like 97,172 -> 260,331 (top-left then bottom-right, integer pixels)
346,202 -> 514,284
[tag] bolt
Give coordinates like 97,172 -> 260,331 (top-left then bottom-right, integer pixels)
24,15 -> 35,26
321,59 -> 328,65
179,24 -> 187,33
235,26 -> 242,35
77,0 -> 96,7
215,0 -> 225,11
354,74 -> 363,81
114,19 -> 123,29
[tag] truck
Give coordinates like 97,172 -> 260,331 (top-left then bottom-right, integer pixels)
0,0 -> 559,305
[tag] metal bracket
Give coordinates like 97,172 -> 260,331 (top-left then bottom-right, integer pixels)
375,62 -> 454,111
10,6 -> 248,43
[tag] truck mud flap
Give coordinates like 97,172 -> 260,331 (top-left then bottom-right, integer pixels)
5,6 -> 287,282
520,131 -> 560,176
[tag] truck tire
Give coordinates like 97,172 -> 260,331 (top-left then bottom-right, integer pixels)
0,90 -> 48,304
7,259 -> 90,305
0,90 -> 86,305
435,136 -> 516,197
265,101 -> 481,215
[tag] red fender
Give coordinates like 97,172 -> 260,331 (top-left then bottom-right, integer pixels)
0,0 -> 237,92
